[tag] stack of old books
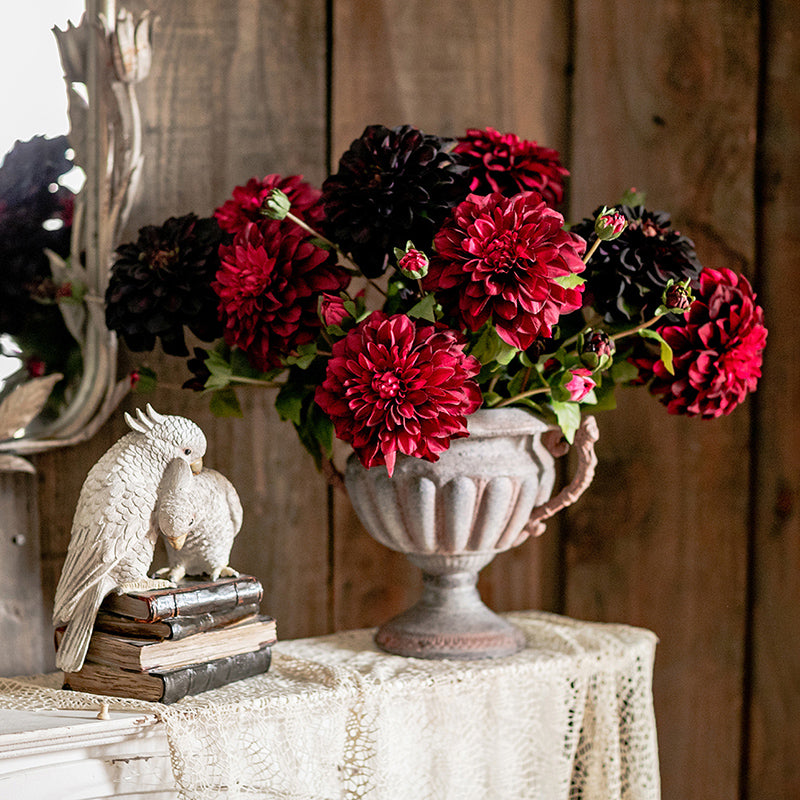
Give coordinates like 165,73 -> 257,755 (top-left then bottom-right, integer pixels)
60,575 -> 276,703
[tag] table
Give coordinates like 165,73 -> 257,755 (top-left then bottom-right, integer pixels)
0,611 -> 660,799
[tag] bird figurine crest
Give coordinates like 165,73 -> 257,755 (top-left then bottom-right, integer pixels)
155,458 -> 243,583
53,404 -> 207,672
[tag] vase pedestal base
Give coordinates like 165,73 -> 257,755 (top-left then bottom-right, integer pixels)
374,570 -> 526,660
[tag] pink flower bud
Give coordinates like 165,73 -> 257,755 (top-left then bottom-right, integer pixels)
318,293 -> 349,327
594,208 -> 627,241
564,368 -> 596,402
398,248 -> 429,279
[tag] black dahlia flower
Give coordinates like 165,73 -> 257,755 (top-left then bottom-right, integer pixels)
321,124 -> 469,277
106,214 -> 224,356
0,135 -> 74,333
571,205 -> 703,324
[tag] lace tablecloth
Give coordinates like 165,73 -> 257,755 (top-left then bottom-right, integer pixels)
0,611 -> 659,799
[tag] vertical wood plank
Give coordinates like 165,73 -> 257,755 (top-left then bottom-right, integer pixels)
747,1 -> 800,796
565,3 -> 759,799
36,0 -> 333,642
329,0 -> 572,629
0,473 -> 50,675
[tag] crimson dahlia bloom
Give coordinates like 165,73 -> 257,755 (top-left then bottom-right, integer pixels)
214,174 -> 323,236
314,312 -> 482,475
640,268 -> 767,418
425,192 -> 586,350
454,127 -> 569,206
214,222 -> 349,371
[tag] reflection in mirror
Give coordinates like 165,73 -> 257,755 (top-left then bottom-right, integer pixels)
0,3 -> 85,428
0,1 -> 152,465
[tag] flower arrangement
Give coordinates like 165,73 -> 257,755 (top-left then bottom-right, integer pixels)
104,124 -> 767,476
0,136 -> 79,404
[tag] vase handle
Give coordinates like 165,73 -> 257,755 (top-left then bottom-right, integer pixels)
523,414 -> 599,539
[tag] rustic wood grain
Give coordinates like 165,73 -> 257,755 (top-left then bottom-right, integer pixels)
0,473 -> 50,675
747,1 -> 800,796
329,0 -> 571,629
565,3 -> 759,799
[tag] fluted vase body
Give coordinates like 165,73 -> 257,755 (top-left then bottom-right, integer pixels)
345,408 -> 563,659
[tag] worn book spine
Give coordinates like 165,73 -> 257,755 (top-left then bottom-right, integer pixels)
94,603 -> 262,641
159,645 -> 272,704
101,576 -> 263,622
64,645 -> 273,703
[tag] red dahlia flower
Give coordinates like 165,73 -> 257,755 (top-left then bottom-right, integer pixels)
424,192 -> 586,350
213,222 -> 349,370
454,127 -> 569,206
639,268 -> 767,418
214,174 -> 323,236
314,312 -> 482,475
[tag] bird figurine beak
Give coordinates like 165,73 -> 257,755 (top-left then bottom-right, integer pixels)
168,532 -> 189,551
190,458 -> 203,475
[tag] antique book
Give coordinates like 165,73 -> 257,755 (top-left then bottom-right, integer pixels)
93,603 -> 261,641
57,615 -> 276,672
64,645 -> 273,703
99,575 -> 263,622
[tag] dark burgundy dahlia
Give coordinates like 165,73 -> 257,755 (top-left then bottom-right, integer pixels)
314,312 -> 482,475
638,268 -> 766,418
321,124 -> 469,277
213,221 -> 350,371
424,192 -> 586,350
106,214 -> 224,356
214,174 -> 323,237
571,205 -> 703,324
0,135 -> 74,333
454,127 -> 568,206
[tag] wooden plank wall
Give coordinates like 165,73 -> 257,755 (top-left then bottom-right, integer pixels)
18,1 -> 797,798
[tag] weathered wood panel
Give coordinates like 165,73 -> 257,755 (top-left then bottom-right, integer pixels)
329,0 -> 571,629
747,1 -> 800,796
565,3 -> 759,800
0,473 -> 50,675
36,0 -> 333,640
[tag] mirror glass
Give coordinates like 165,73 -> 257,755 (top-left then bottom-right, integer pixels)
0,2 -> 86,425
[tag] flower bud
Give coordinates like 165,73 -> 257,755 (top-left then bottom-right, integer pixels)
580,330 -> 615,369
318,293 -> 349,327
260,188 -> 291,220
564,368 -> 596,402
663,279 -> 693,312
396,246 -> 429,280
594,207 -> 627,241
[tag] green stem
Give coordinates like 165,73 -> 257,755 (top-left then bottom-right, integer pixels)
493,385 -> 551,408
229,376 -> 286,388
582,237 -> 602,265
610,314 -> 660,342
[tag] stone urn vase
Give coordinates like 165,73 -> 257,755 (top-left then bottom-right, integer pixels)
344,408 -> 599,660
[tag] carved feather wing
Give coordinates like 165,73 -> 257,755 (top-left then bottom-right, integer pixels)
53,449 -> 155,623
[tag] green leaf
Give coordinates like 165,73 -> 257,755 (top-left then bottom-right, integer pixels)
549,400 -> 582,444
307,403 -> 334,460
275,383 -> 308,425
285,343 -> 318,370
131,366 -> 157,394
483,391 -> 503,407
309,237 -> 334,251
639,328 -> 674,374
610,358 -> 640,384
553,273 -> 586,290
494,339 -> 519,366
209,387 -> 243,417
407,293 -> 437,322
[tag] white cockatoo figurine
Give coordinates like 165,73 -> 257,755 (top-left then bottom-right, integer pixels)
53,404 -> 207,673
155,458 -> 243,582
